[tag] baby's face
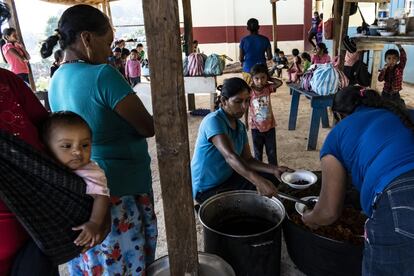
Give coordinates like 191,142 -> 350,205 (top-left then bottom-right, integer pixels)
47,124 -> 91,170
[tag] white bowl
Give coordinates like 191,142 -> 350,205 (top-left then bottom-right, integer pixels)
295,196 -> 319,216
378,31 -> 396,36
281,170 -> 317,189
276,64 -> 285,69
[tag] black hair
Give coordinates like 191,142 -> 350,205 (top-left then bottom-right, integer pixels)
40,4 -> 110,59
317,42 -> 328,54
113,47 -> 122,53
384,49 -> 400,61
215,77 -> 251,108
136,43 -> 143,48
0,3 -> 11,26
320,13 -> 323,20
1,27 -> 16,63
193,40 -> 198,44
247,18 -> 259,33
292,48 -> 300,56
130,49 -> 138,54
274,48 -> 280,54
53,49 -> 63,63
250,63 -> 270,79
314,11 -> 319,16
279,51 -> 284,55
332,86 -> 414,132
42,111 -> 92,144
301,52 -> 311,61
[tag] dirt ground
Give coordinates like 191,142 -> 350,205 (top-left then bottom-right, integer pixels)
149,73 -> 414,275
60,73 -> 414,275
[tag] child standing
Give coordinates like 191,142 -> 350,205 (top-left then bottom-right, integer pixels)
286,48 -> 302,84
378,44 -> 406,105
1,27 -> 30,83
125,49 -> 142,87
42,111 -> 110,250
246,63 -> 282,165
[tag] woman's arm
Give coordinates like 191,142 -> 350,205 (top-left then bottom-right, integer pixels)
302,154 -> 347,227
266,46 -> 273,61
241,143 -> 290,179
211,134 -> 278,197
239,47 -> 245,65
115,93 -> 155,137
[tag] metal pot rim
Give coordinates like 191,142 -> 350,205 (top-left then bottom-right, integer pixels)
198,190 -> 286,238
285,215 -> 364,246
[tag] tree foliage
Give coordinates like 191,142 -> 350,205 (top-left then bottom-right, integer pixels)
44,16 -> 58,37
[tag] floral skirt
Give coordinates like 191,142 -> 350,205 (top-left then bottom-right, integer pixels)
68,193 -> 157,276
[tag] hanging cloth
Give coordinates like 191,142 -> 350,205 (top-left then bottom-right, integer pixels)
0,130 -> 93,265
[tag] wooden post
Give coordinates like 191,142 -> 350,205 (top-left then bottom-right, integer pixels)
338,0 -> 351,69
332,0 -> 343,57
4,0 -> 36,91
106,0 -> 113,27
101,1 -> 108,16
142,0 -> 199,275
271,1 -> 278,51
182,0 -> 195,111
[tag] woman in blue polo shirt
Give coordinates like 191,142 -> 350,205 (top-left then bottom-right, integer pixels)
191,77 -> 291,203
302,86 -> 414,275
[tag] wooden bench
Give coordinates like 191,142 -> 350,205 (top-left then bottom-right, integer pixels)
287,83 -> 334,150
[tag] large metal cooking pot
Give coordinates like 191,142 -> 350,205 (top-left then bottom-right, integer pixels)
283,218 -> 363,276
146,252 -> 235,276
198,190 -> 285,276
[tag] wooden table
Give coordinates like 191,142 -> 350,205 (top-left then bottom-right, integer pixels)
352,36 -> 414,89
287,84 -> 334,150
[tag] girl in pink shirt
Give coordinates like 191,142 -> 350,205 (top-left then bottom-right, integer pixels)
1,28 -> 30,83
125,49 -> 142,87
246,63 -> 282,165
312,42 -> 331,64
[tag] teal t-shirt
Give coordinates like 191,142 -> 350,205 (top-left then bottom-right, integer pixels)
49,63 -> 151,196
191,108 -> 248,197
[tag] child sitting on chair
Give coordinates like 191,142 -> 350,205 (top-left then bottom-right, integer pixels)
270,49 -> 288,78
286,48 -> 302,84
42,111 -> 110,250
378,44 -> 406,105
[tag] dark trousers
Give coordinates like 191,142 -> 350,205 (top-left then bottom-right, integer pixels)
11,240 -> 59,276
382,91 -> 405,107
251,128 -> 277,166
363,170 -> 414,275
195,172 -> 278,204
308,31 -> 317,48
16,73 -> 29,85
129,76 -> 141,87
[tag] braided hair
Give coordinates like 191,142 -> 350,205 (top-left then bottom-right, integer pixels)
215,77 -> 251,109
40,4 -> 110,59
333,86 -> 414,133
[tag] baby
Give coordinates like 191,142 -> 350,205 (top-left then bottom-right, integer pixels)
42,111 -> 110,250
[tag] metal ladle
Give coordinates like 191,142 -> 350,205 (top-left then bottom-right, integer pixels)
274,192 -> 317,209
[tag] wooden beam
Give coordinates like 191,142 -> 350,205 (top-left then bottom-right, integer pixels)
4,0 -> 36,91
338,0 -> 351,70
332,0 -> 343,57
182,0 -> 195,111
142,0 -> 199,275
271,1 -> 278,51
106,0 -> 113,27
